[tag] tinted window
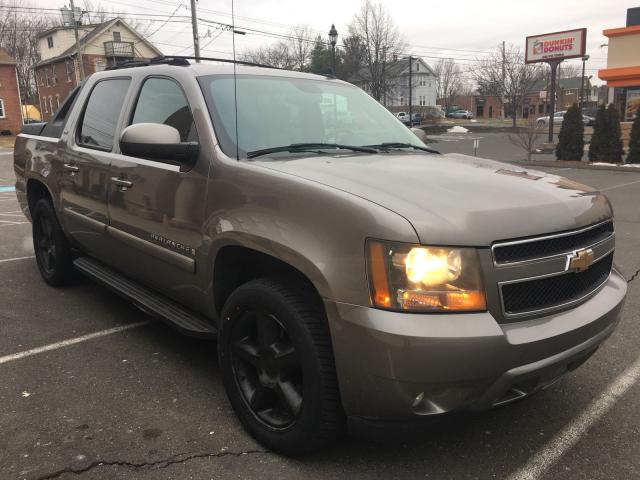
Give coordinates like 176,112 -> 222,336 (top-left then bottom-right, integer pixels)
41,86 -> 82,138
78,78 -> 130,150
131,78 -> 197,142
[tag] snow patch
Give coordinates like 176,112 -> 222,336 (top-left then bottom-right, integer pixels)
447,126 -> 469,133
592,162 -> 640,168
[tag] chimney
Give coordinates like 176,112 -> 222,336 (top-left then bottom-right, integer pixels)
627,7 -> 640,26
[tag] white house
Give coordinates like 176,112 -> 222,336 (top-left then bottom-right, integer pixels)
384,57 -> 437,108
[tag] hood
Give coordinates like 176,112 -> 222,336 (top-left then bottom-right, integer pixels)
257,153 -> 612,246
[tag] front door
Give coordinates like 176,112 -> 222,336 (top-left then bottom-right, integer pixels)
59,77 -> 131,261
105,76 -> 207,309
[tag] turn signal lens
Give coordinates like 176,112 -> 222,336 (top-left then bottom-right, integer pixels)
367,240 -> 486,312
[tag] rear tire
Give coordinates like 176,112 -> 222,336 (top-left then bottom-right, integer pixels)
218,277 -> 344,455
32,198 -> 75,286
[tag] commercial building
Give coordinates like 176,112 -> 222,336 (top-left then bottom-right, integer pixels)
599,7 -> 640,119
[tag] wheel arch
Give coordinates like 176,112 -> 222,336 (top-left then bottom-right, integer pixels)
210,236 -> 331,318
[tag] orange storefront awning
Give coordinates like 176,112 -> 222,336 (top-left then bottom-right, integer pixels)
599,66 -> 640,87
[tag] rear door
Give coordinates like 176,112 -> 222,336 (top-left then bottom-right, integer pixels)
105,75 -> 207,308
59,77 -> 131,260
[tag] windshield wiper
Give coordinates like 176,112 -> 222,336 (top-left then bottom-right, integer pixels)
365,142 -> 440,154
247,142 -> 378,159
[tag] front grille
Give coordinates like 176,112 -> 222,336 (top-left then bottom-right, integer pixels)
493,221 -> 614,264
501,253 -> 613,315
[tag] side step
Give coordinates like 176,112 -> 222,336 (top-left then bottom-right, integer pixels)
73,257 -> 217,339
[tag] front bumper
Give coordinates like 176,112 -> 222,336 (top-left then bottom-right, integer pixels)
325,268 -> 627,422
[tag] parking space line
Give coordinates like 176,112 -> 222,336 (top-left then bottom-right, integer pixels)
0,222 -> 28,227
508,354 -> 640,480
600,179 -> 640,192
0,321 -> 151,366
0,256 -> 35,264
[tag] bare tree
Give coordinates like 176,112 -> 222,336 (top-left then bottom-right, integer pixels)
508,117 -> 545,161
0,0 -> 53,106
288,25 -> 312,72
348,0 -> 404,101
240,41 -> 296,70
434,58 -> 462,109
558,62 -> 582,80
472,43 -> 544,127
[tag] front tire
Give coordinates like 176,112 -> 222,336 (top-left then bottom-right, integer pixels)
218,277 -> 344,455
32,198 -> 75,286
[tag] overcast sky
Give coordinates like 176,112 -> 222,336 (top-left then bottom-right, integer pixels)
40,0 -> 632,83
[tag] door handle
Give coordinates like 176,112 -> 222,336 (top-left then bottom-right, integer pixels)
63,163 -> 79,173
111,177 -> 133,190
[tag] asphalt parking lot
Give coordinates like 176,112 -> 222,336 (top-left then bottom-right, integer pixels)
1,147 -> 640,480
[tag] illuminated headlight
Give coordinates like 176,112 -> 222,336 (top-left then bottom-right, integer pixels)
367,240 -> 487,312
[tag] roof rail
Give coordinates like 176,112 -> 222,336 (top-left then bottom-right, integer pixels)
105,56 -> 189,70
104,55 -> 280,71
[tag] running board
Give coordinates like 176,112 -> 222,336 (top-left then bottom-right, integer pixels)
73,257 -> 217,339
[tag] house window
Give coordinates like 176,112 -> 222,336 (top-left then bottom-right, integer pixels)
94,59 -> 106,72
41,97 -> 47,114
65,60 -> 74,82
0,99 -> 5,118
51,65 -> 57,85
416,63 -> 420,72
419,79 -> 426,87
419,95 -> 426,106
113,31 -> 121,42
47,35 -> 53,48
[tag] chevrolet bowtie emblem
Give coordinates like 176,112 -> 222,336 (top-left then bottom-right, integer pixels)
568,248 -> 595,272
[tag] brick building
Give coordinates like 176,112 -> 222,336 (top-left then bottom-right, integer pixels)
35,17 -> 162,121
0,49 -> 23,135
438,76 -> 604,120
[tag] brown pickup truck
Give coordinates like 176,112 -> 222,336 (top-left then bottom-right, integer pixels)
14,57 -> 627,455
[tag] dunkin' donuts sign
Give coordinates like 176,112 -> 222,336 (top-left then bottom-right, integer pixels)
525,29 -> 586,63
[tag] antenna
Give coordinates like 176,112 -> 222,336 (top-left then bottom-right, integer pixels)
231,0 -> 240,161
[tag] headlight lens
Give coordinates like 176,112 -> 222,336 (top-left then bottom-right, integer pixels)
366,240 -> 487,312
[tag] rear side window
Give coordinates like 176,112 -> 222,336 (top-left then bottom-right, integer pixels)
131,77 -> 197,142
41,85 -> 81,138
78,78 -> 130,151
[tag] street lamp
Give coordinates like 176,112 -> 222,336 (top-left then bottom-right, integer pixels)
580,54 -> 590,110
328,24 -> 338,76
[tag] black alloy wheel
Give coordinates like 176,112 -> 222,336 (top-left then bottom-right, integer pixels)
34,208 -> 57,275
230,310 -> 303,429
32,198 -> 75,286
219,277 -> 344,455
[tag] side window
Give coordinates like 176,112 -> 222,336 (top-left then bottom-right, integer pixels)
131,77 -> 197,142
78,78 -> 130,151
41,85 -> 82,138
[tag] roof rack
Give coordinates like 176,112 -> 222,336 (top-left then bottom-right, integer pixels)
105,55 -> 280,71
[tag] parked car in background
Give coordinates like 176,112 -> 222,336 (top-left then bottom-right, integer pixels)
536,110 -> 592,127
410,113 -> 422,126
396,112 -> 409,124
448,109 -> 474,119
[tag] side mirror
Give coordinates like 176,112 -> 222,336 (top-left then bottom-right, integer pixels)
120,123 -> 199,170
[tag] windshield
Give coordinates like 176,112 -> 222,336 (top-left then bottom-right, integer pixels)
198,74 -> 425,159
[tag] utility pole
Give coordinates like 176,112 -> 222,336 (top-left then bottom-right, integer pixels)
69,0 -> 85,80
408,55 -> 412,123
501,40 -> 505,120
190,0 -> 201,62
547,60 -> 561,143
579,55 -> 589,110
